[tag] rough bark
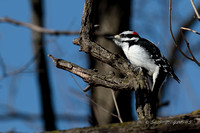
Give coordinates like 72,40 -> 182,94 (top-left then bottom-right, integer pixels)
49,55 -> 137,90
48,110 -> 200,133
31,0 -> 56,131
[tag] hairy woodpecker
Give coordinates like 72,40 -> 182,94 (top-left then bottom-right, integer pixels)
106,31 -> 180,91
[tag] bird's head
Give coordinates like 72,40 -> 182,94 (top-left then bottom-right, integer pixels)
105,30 -> 140,47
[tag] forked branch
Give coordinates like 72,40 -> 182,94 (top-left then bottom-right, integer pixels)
169,0 -> 200,66
180,28 -> 200,66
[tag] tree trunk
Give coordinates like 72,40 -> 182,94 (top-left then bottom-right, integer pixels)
31,0 -> 56,131
90,0 -> 133,125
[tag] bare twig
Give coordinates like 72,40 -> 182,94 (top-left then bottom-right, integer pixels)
0,17 -> 80,35
70,74 -> 119,118
169,0 -> 200,66
180,29 -> 200,66
0,43 -> 49,81
0,54 -> 7,77
180,27 -> 200,35
83,85 -> 91,92
0,54 -> 37,81
169,0 -> 200,67
169,0 -> 193,61
190,0 -> 200,20
0,111 -> 87,122
111,90 -> 123,123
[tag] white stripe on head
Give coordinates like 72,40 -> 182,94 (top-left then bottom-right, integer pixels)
120,37 -> 139,42
120,31 -> 134,35
119,30 -> 140,42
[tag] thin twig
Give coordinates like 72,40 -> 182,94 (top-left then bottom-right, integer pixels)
180,27 -> 200,35
0,54 -> 7,77
0,52 -> 38,81
180,29 -> 200,66
111,90 -> 123,123
169,0 -> 200,66
190,0 -> 200,20
169,0 -> 193,60
83,85 -> 91,92
0,17 -> 80,35
70,74 -> 119,119
0,45 -> 46,81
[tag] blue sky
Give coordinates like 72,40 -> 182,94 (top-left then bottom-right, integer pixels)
0,0 -> 200,132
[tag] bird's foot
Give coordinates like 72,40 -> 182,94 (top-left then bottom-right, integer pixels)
133,67 -> 143,75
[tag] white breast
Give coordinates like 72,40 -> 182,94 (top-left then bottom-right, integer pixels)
122,45 -> 157,76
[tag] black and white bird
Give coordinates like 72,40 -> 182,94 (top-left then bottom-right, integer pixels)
106,30 -> 180,91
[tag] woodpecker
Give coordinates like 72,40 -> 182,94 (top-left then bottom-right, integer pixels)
106,30 -> 180,91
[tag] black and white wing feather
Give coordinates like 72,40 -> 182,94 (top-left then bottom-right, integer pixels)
138,38 -> 180,83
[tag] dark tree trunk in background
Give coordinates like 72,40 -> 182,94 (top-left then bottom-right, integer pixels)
31,0 -> 56,131
90,0 -> 133,125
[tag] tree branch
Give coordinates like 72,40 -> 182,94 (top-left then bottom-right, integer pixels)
72,0 -> 135,77
168,0 -> 193,61
57,110 -> 200,133
0,17 -> 79,35
190,0 -> 200,20
180,27 -> 200,35
48,54 -> 137,91
73,39 -> 135,77
169,0 -> 200,66
180,29 -> 200,66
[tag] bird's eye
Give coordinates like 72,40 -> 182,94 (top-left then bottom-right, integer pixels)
120,34 -> 134,38
120,34 -> 126,37
126,34 -> 135,38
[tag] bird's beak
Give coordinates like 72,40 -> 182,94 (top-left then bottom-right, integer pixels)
105,34 -> 120,40
105,35 -> 115,40
114,35 -> 120,39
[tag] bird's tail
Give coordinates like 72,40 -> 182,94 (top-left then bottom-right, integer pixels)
171,73 -> 180,83
152,70 -> 167,92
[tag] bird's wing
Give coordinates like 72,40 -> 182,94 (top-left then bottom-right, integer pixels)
139,38 -> 180,83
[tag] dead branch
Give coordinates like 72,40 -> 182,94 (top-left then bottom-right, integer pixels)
48,54 -> 137,91
0,17 -> 79,35
111,90 -> 123,123
73,39 -> 135,77
70,74 -> 120,120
